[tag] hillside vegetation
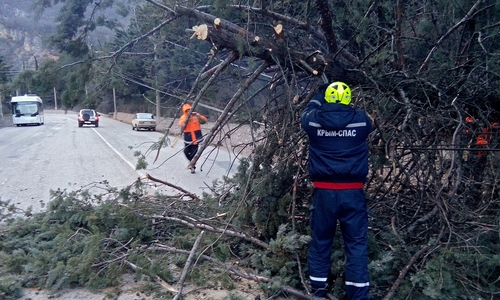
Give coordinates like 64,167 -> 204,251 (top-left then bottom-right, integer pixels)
1,1 -> 500,299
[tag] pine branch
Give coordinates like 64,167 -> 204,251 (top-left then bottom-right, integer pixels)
189,61 -> 270,169
173,230 -> 205,300
382,245 -> 430,300
418,0 -> 487,74
124,260 -> 178,293
151,244 -> 329,300
155,48 -> 219,161
152,215 -> 269,249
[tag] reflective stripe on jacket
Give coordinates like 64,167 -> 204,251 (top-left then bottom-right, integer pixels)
300,92 -> 372,183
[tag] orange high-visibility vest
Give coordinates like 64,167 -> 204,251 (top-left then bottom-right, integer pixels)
179,104 -> 207,145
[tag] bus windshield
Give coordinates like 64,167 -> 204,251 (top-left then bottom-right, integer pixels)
12,101 -> 40,116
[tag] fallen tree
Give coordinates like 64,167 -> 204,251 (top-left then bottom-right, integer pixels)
4,0 -> 500,299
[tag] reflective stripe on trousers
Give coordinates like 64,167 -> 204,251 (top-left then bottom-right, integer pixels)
308,188 -> 370,300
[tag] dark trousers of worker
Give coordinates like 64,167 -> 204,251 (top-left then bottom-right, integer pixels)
184,144 -> 198,161
308,188 -> 370,299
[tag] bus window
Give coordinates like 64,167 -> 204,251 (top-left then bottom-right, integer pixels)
13,102 -> 38,116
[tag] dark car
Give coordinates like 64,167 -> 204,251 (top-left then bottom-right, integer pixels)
78,109 -> 99,127
131,113 -> 157,131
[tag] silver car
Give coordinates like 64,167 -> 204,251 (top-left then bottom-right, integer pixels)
131,113 -> 157,131
78,109 -> 99,127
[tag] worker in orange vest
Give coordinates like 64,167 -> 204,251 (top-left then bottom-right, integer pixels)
178,103 -> 208,173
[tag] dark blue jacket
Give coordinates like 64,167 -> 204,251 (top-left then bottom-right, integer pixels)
301,92 -> 372,183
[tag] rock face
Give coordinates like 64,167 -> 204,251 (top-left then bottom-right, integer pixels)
0,0 -> 59,73
0,0 -> 137,75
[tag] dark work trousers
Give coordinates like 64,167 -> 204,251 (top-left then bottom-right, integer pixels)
308,188 -> 370,299
184,143 -> 198,161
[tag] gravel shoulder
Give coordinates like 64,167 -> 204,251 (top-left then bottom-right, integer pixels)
0,113 -> 13,128
21,274 -> 264,300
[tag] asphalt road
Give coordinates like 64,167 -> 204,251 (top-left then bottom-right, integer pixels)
0,112 -> 258,300
0,110 -> 240,215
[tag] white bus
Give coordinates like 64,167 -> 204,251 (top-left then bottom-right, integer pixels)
11,94 -> 44,126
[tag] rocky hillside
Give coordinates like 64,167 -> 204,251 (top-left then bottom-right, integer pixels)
0,0 -> 59,73
0,0 -> 136,76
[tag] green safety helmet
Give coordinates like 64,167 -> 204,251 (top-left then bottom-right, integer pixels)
324,81 -> 352,105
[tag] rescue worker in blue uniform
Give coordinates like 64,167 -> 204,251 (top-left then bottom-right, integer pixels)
301,81 -> 372,299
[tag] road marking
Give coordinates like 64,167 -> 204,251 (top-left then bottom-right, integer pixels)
92,128 -> 147,178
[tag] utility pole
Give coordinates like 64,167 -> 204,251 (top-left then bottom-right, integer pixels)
154,42 -> 161,118
113,88 -> 117,119
53,87 -> 58,110
156,88 -> 160,118
0,92 -> 4,122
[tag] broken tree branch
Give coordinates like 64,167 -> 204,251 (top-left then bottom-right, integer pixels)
151,243 -> 331,299
151,215 -> 269,249
125,260 -> 178,293
418,0 -> 486,74
315,0 -> 338,54
189,61 -> 270,169
173,230 -> 205,300
146,173 -> 200,200
382,245 -> 430,300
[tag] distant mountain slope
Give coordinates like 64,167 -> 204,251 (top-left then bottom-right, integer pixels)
0,0 -> 59,74
0,0 -> 136,76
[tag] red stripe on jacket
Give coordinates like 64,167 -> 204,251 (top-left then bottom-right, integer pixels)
313,182 -> 364,190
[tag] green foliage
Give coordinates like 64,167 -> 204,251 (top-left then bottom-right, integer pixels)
0,274 -> 23,300
41,0 -> 120,56
57,62 -> 94,109
12,70 -> 37,95
0,184 -> 156,297
263,224 -> 310,285
406,245 -> 500,300
0,55 -> 11,85
134,150 -> 148,170
6,0 -> 500,299
268,224 -> 310,255
226,140 -> 303,241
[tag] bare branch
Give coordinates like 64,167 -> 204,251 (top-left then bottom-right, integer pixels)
125,260 -> 178,293
146,173 -> 200,200
151,244 -> 332,299
382,244 -> 431,300
189,61 -> 270,169
57,15 -> 179,71
151,215 -> 270,249
173,230 -> 205,300
144,0 -> 175,14
418,0 -> 488,73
